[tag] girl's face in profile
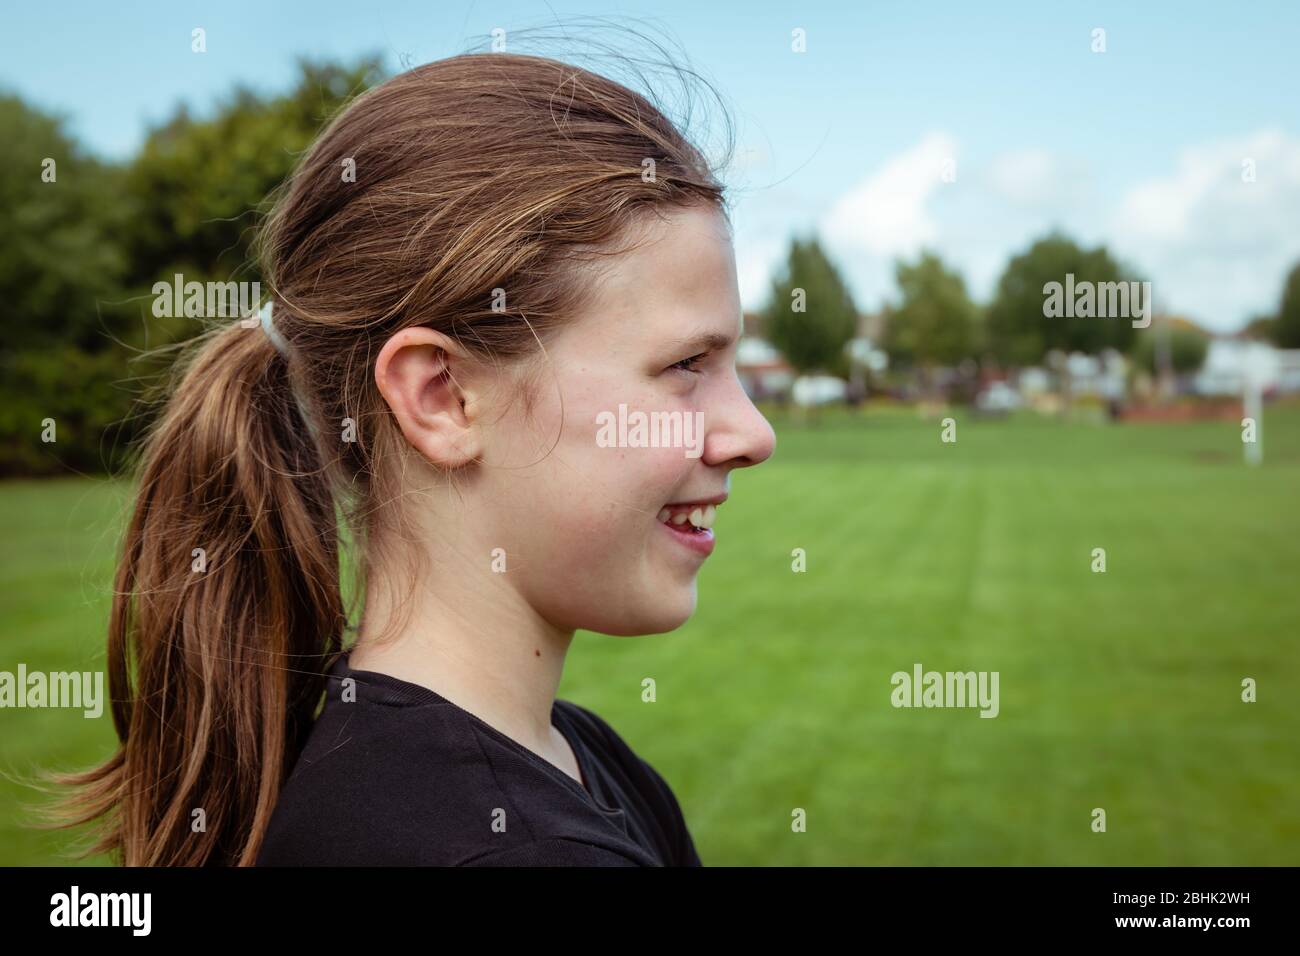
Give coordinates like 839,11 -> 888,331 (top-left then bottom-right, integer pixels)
479,203 -> 776,636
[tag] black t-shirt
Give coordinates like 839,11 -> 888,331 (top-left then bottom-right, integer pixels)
255,651 -> 702,866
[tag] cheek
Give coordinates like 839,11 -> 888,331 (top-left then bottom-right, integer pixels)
531,447 -> 689,572
549,450 -> 668,532
581,439 -> 699,516
640,445 -> 696,501
572,382 -> 700,481
526,372 -> 698,544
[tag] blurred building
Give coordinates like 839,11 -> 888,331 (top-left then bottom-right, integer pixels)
1063,349 -> 1127,400
1194,338 -> 1300,395
736,310 -> 794,400
791,375 -> 848,405
992,350 -> 1127,412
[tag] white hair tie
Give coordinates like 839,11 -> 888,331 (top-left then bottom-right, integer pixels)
256,299 -> 320,440
259,300 -> 291,359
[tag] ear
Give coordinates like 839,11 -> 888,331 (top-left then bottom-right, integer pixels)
375,326 -> 483,469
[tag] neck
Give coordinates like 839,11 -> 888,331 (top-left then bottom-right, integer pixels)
350,549 -> 575,758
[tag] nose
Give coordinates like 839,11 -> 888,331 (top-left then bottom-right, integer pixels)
702,370 -> 776,469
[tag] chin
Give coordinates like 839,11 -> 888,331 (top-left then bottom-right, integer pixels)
594,588 -> 697,636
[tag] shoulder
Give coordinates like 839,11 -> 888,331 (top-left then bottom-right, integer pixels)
554,699 -> 703,867
555,698 -> 643,766
555,698 -> 620,747
258,695 -> 566,866
555,699 -> 674,795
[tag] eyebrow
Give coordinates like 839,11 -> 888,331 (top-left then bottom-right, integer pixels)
668,330 -> 737,354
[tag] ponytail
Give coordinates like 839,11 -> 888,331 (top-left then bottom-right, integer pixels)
35,314 -> 347,866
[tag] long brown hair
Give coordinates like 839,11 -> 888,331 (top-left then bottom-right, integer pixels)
36,37 -> 733,865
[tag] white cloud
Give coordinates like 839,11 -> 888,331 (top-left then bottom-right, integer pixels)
735,233 -> 786,311
747,129 -> 1299,333
984,149 -> 1091,210
820,131 -> 958,258
986,149 -> 1057,206
1112,128 -> 1300,329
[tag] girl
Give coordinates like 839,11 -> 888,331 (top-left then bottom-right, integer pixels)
46,49 -> 774,866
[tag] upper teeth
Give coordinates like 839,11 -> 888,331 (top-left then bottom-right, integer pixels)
657,504 -> 717,529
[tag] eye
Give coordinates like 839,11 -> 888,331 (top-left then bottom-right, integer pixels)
669,352 -> 707,375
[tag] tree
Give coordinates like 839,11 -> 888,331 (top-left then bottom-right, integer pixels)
986,231 -> 1142,366
761,236 -> 859,380
119,55 -> 386,345
1131,316 -> 1209,376
0,56 -> 385,476
883,250 -> 980,371
0,95 -> 130,353
1240,313 -> 1277,342
1274,261 -> 1300,348
0,96 -> 134,475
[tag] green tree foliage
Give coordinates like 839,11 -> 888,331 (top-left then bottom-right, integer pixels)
120,56 -> 385,342
0,96 -> 133,475
986,231 -> 1142,366
761,236 -> 858,378
1274,261 -> 1300,348
0,95 -> 129,353
0,57 -> 383,476
1240,313 -> 1277,342
883,250 -> 981,369
1131,318 -> 1210,375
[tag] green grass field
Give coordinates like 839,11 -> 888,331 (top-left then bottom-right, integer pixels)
3,402 -> 1298,865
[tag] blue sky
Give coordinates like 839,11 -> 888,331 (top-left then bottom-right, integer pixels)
4,0 -> 1298,332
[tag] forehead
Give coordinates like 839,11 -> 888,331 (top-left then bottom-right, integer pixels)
567,204 -> 741,347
